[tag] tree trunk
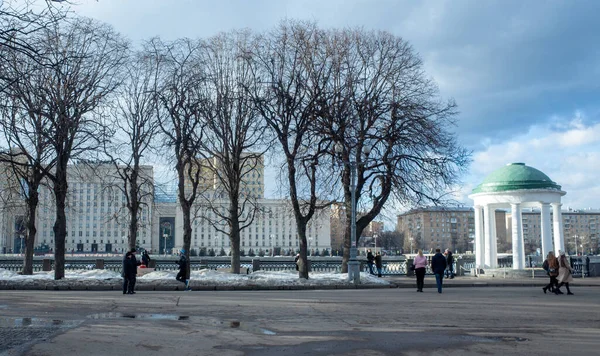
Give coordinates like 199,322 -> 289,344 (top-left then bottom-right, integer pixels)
22,186 -> 39,275
53,160 -> 68,280
229,202 -> 241,274
181,201 -> 192,279
128,169 -> 139,251
297,222 -> 309,279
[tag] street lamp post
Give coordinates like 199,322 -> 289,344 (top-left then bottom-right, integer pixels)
19,234 -> 25,255
574,235 -> 579,256
374,234 -> 378,253
163,234 -> 169,257
335,142 -> 370,284
162,222 -> 171,257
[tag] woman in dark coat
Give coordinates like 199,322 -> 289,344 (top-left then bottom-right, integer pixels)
366,249 -> 375,275
542,251 -> 559,294
176,249 -> 191,291
141,250 -> 151,267
374,251 -> 383,277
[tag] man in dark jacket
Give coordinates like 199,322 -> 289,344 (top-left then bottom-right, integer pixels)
366,249 -> 375,275
122,248 -> 141,294
445,249 -> 455,279
431,248 -> 448,293
374,251 -> 383,277
141,250 -> 151,267
176,248 -> 191,291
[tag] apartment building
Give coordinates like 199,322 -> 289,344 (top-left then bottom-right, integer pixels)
506,208 -> 599,255
396,207 -> 508,254
186,153 -> 264,199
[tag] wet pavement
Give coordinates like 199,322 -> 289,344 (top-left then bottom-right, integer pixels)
0,286 -> 599,355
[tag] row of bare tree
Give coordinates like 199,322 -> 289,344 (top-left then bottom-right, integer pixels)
0,2 -> 469,280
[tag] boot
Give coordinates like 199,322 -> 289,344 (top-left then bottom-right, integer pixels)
542,287 -> 547,294
566,284 -> 573,295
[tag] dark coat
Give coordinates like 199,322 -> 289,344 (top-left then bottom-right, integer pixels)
367,251 -> 375,264
374,254 -> 383,269
446,251 -> 454,266
142,251 -> 150,266
123,252 -> 141,277
431,252 -> 448,275
176,254 -> 188,272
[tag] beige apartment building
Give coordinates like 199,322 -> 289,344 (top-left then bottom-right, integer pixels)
186,153 -> 264,199
396,207 -> 508,254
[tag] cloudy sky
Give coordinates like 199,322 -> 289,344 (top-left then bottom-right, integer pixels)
66,0 -> 600,211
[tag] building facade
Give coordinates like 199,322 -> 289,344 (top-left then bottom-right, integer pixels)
506,208 -> 599,255
0,160 -> 332,256
396,206 -> 509,254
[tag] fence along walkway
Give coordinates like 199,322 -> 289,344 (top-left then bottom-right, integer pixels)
0,255 -> 593,277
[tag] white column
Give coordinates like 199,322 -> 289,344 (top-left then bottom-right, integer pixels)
474,205 -> 484,268
490,207 -> 497,268
483,204 -> 494,268
540,203 -> 552,257
552,203 -> 564,254
510,203 -> 525,269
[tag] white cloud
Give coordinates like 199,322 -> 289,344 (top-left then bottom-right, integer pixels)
463,111 -> 600,210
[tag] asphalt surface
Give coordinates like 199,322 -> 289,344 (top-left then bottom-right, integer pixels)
1,282 -> 599,356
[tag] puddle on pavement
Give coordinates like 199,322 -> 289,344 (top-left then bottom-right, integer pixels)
86,313 -> 277,335
88,312 -> 189,321
0,317 -> 81,328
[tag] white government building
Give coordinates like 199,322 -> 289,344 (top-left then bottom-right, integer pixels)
0,159 -> 331,255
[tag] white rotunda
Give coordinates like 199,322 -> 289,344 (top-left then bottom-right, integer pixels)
468,163 -> 566,270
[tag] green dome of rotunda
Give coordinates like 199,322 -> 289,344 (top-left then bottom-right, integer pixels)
471,163 -> 561,194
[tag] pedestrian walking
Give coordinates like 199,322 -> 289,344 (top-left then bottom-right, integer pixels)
122,248 -> 141,294
294,253 -> 300,271
366,249 -> 375,275
445,249 -> 455,279
431,248 -> 447,294
414,249 -> 427,292
542,251 -> 559,294
556,251 -> 574,295
176,248 -> 191,291
141,250 -> 151,267
374,251 -> 383,277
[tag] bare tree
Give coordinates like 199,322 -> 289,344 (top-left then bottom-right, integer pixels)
102,51 -> 160,251
0,46 -> 57,274
0,0 -> 68,92
194,30 -> 266,274
32,17 -> 128,280
148,37 -> 207,275
247,21 -> 335,279
320,29 -> 470,272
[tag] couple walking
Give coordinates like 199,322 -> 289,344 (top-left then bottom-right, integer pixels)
414,248 -> 447,293
542,250 -> 574,295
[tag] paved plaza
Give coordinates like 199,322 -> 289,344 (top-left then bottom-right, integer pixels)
1,283 -> 599,355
